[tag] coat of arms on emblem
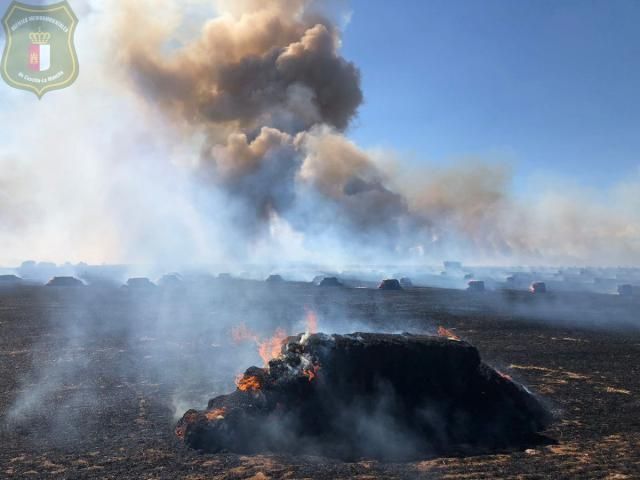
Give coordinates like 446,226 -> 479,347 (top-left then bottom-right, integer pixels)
1,1 -> 79,98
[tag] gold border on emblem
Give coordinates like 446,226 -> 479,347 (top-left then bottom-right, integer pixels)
1,1 -> 79,99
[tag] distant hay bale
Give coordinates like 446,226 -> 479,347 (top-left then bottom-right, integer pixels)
46,276 -> 84,287
159,273 -> 182,287
318,277 -> 343,287
265,274 -> 284,283
444,261 -> 463,271
618,284 -> 633,296
530,282 -> 547,294
399,277 -> 413,288
378,279 -> 403,291
467,280 -> 485,292
125,277 -> 156,289
0,275 -> 22,286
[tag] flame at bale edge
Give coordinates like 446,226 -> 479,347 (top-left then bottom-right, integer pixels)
236,373 -> 262,392
175,410 -> 199,439
205,407 -> 226,421
438,326 -> 461,341
231,323 -> 288,366
258,328 -> 288,365
305,308 -> 318,334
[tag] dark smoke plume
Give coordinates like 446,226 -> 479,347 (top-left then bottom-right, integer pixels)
100,0 -> 640,265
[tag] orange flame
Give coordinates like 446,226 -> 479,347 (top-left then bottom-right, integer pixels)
205,407 -> 226,421
303,364 -> 321,382
236,373 -> 262,392
437,326 -> 460,341
305,308 -> 318,334
257,328 -> 287,365
231,323 -> 286,366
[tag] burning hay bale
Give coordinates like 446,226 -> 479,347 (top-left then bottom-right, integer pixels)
530,282 -> 547,294
378,279 -> 403,290
177,333 -> 552,460
46,276 -> 84,287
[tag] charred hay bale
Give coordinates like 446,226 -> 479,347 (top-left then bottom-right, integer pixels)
178,333 -> 552,460
266,274 -> 285,283
399,277 -> 413,288
46,276 -> 84,287
125,277 -> 156,289
159,273 -> 182,287
467,280 -> 485,292
318,277 -> 342,287
378,279 -> 403,290
0,274 -> 22,286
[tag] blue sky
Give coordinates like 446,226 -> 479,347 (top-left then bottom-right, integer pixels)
341,0 -> 640,192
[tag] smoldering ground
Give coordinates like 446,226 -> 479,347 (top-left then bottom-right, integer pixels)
5,276 -> 637,465
0,280 -> 555,459
2,280 -> 639,477
0,279 -> 429,453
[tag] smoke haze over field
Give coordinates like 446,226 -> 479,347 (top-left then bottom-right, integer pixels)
0,0 -> 639,267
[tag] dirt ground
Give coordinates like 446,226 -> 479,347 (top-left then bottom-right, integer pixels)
1,282 -> 639,479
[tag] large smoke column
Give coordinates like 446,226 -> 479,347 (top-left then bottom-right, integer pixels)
108,0 -> 640,266
113,0 -> 406,242
110,0 -> 424,259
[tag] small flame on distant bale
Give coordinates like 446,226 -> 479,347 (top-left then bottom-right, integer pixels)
437,326 -> 461,341
530,282 -> 547,294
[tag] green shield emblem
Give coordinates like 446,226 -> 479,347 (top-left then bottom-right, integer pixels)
1,1 -> 79,98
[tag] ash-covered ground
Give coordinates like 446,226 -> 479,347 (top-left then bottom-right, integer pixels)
1,281 -> 639,479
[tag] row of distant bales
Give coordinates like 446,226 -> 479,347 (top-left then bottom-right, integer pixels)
0,272 -> 636,296
0,273 -> 407,290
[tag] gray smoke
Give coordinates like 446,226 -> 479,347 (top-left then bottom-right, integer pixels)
107,0 -> 640,265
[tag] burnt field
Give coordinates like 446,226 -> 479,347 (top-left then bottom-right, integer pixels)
1,281 -> 639,479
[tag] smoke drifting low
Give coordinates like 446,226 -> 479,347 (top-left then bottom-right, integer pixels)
0,0 -> 638,267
